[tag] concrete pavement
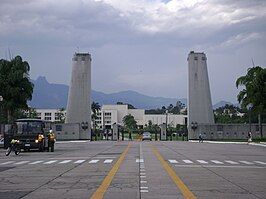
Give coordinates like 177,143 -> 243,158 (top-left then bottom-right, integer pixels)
0,141 -> 265,199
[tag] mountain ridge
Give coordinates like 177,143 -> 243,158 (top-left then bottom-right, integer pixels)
28,76 -> 233,110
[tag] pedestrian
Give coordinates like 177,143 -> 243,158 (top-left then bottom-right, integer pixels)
48,129 -> 55,152
199,133 -> 203,143
247,131 -> 252,144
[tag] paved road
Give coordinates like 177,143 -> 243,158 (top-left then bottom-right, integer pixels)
0,141 -> 265,199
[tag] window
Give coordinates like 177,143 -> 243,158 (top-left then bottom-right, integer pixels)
45,113 -> 51,116
194,57 -> 198,60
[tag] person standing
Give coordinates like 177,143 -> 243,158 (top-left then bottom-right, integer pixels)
247,131 -> 252,144
48,130 -> 55,152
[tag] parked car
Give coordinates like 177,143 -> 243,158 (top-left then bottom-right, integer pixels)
142,132 -> 152,141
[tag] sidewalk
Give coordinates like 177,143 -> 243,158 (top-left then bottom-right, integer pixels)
189,140 -> 266,147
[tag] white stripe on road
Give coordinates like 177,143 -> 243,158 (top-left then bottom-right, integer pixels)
29,161 -> 44,165
136,159 -> 144,163
239,161 -> 254,165
14,161 -> 30,165
89,160 -> 99,164
0,161 -> 15,165
59,160 -> 72,164
211,160 -> 224,164
74,160 -> 86,164
225,160 -> 239,165
103,159 -> 113,164
254,161 -> 266,165
44,160 -> 58,164
169,159 -> 178,164
197,160 -> 208,164
183,160 -> 193,164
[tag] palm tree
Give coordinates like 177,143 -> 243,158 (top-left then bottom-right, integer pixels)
91,102 -> 101,138
236,66 -> 266,137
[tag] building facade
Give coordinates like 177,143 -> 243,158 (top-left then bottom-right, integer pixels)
36,105 -> 187,128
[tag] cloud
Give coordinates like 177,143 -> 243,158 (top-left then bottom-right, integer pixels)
0,0 -> 265,103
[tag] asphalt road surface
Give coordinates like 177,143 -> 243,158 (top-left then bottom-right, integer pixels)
0,141 -> 265,199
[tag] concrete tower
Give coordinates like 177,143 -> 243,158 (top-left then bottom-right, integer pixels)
188,51 -> 214,128
66,52 -> 91,139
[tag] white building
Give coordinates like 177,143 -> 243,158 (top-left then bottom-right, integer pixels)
36,104 -> 187,128
35,109 -> 66,122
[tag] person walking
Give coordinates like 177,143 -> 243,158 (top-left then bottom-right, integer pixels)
199,133 -> 203,143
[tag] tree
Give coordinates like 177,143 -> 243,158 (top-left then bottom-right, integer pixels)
0,56 -> 34,123
122,114 -> 137,140
236,66 -> 266,137
91,102 -> 101,136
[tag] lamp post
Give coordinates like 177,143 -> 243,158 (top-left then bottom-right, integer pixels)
165,110 -> 168,140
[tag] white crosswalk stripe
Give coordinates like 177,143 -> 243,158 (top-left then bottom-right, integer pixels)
59,160 -> 72,164
211,160 -> 224,164
197,160 -> 208,164
0,161 -> 15,165
239,161 -> 254,165
14,161 -> 30,165
136,159 -> 144,163
183,160 -> 193,164
103,159 -> 113,163
44,160 -> 58,164
169,160 -> 178,164
29,161 -> 44,165
225,160 -> 239,165
254,161 -> 266,165
74,160 -> 86,164
89,160 -> 99,164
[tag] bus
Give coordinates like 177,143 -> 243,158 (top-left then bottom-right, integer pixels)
8,118 -> 51,151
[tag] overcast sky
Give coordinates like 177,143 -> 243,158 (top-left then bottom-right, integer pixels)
0,0 -> 265,104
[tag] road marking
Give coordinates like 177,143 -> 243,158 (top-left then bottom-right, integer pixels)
175,165 -> 265,169
103,159 -> 113,164
239,161 -> 254,165
89,160 -> 99,164
14,161 -> 29,165
254,161 -> 266,165
150,144 -> 197,199
29,161 -> 44,165
211,160 -> 224,164
0,161 -> 15,165
59,160 -> 72,164
136,159 -> 144,163
44,160 -> 58,164
197,160 -> 208,164
74,160 -> 86,164
140,181 -> 147,183
183,160 -> 193,164
169,159 -> 178,164
225,160 -> 239,164
90,144 -> 131,199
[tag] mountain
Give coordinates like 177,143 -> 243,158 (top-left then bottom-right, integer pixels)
29,76 -> 235,110
28,76 -> 186,109
29,76 -> 69,109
